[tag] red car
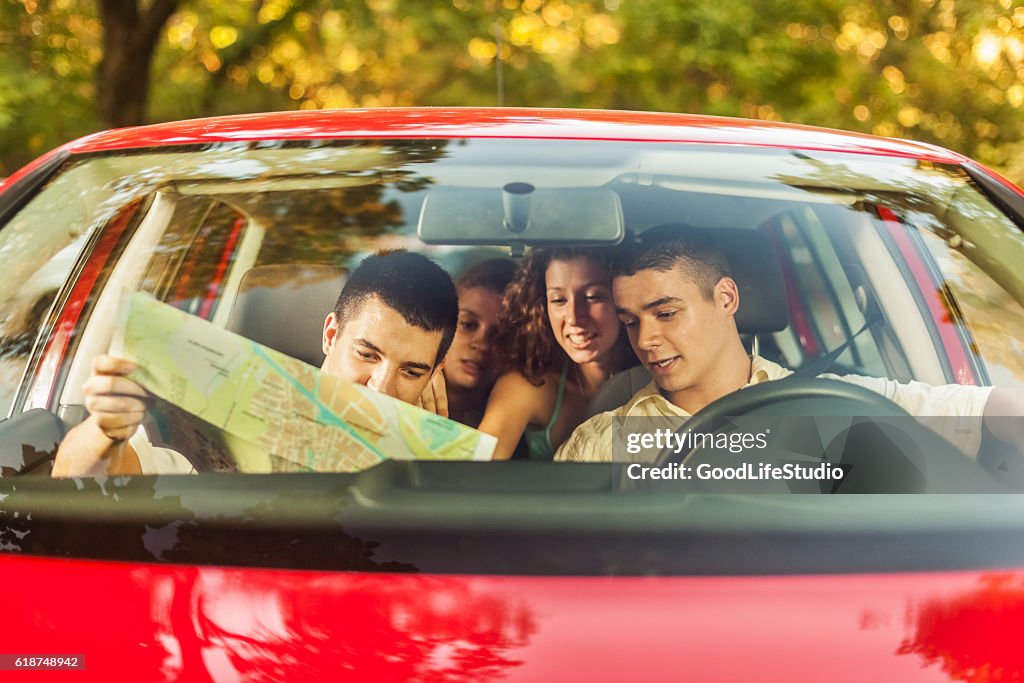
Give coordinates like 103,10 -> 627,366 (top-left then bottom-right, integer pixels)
1,108 -> 1024,680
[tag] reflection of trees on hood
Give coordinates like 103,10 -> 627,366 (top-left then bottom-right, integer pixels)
192,573 -> 538,682
0,482 -> 540,681
897,573 -> 1024,681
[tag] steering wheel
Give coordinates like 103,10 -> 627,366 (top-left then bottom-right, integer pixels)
649,377 -> 1000,493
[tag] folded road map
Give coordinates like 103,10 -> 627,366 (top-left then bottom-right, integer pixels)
111,290 -> 496,472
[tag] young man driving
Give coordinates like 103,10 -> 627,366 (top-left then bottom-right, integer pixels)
555,229 -> 1024,463
53,250 -> 459,476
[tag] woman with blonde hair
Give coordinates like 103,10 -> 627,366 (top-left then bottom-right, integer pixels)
480,247 -> 634,460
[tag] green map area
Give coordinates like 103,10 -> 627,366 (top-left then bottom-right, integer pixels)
111,290 -> 496,472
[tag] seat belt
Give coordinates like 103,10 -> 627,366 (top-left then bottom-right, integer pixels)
793,314 -> 879,378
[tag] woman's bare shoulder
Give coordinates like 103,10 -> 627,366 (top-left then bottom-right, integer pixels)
493,369 -> 559,395
490,370 -> 561,417
479,369 -> 561,459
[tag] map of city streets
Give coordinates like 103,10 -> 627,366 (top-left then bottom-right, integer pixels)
111,290 -> 497,472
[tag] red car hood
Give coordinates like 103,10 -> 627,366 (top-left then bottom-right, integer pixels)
3,554 -> 1020,682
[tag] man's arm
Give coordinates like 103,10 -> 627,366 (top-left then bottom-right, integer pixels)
833,374 -> 994,458
52,419 -> 142,476
982,387 -> 1024,454
51,355 -> 147,477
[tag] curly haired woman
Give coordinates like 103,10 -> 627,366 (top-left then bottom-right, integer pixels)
479,247 -> 635,460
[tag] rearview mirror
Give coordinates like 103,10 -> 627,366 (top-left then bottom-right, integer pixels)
417,186 -> 624,246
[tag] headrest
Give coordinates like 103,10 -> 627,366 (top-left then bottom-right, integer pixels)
637,225 -> 789,334
226,264 -> 347,367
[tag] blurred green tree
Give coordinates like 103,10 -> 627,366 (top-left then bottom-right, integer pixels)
1,0 -> 1023,183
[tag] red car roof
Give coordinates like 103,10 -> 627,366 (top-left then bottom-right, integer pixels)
63,107 -> 965,164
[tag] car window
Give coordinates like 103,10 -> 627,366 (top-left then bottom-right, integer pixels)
138,196 -> 251,323
0,156 -> 156,417
909,191 -> 1024,386
1,139 -> 1022,480
763,207 -> 891,378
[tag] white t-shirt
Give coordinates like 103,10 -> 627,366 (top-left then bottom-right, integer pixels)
129,426 -> 195,474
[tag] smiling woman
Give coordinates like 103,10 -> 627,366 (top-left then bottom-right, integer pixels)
479,246 -> 637,461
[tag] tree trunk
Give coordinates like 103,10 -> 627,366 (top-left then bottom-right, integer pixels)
97,0 -> 180,129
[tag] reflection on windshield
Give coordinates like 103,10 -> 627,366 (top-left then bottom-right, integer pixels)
2,552 -> 537,682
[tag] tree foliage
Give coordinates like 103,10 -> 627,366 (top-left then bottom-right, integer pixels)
1,0 -> 1023,182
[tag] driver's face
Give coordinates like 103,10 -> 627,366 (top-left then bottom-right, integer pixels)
321,295 -> 443,405
613,267 -> 739,405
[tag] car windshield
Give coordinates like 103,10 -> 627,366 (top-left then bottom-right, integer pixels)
6,138 -> 1023,391
2,137 -> 1024,570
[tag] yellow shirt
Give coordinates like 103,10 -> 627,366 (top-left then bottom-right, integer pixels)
554,356 -> 993,463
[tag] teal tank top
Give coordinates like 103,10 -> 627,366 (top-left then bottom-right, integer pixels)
522,362 -> 570,460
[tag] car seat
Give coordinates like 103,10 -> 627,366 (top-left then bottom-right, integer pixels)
585,227 -> 789,417
226,263 -> 347,368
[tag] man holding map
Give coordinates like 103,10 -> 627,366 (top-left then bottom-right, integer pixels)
52,250 -> 465,476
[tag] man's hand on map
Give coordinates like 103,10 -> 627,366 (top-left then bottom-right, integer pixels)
416,371 -> 449,418
83,354 -> 149,441
51,354 -> 147,477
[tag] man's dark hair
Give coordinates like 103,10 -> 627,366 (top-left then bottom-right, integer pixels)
334,249 -> 458,367
613,224 -> 731,300
455,257 -> 517,295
